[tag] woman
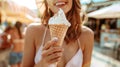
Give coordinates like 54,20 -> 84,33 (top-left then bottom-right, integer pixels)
5,22 -> 24,67
22,0 -> 94,67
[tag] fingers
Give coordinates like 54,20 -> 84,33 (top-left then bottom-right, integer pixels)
42,50 -> 63,64
43,37 -> 58,50
41,37 -> 63,64
42,47 -> 63,57
49,57 -> 61,63
48,47 -> 63,56
47,52 -> 62,63
41,47 -> 63,64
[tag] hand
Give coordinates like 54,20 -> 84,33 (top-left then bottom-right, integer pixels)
41,37 -> 63,65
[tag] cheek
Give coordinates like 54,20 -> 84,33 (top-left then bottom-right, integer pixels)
46,0 -> 59,13
64,1 -> 72,14
69,0 -> 73,9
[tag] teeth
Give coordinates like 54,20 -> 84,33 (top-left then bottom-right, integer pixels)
56,2 -> 65,6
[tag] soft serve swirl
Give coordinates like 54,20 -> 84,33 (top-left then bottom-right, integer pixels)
48,9 -> 71,27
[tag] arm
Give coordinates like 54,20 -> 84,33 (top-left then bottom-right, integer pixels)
21,25 -> 36,67
22,24 -> 63,67
82,27 -> 94,67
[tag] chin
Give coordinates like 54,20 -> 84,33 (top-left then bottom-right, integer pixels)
51,8 -> 70,15
64,10 -> 70,14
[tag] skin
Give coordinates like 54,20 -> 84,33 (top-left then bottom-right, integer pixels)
46,0 -> 72,13
9,29 -> 24,52
22,0 -> 94,67
8,29 -> 24,67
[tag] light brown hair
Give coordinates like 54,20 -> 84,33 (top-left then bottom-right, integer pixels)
40,0 -> 82,43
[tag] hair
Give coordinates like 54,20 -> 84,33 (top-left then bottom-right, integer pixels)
15,21 -> 23,39
40,0 -> 82,43
0,13 -> 1,24
4,26 -> 17,43
4,21 -> 23,39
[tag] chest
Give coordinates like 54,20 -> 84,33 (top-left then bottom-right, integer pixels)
57,41 -> 81,67
35,30 -> 84,66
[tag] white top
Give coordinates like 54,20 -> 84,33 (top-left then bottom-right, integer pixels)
34,28 -> 83,67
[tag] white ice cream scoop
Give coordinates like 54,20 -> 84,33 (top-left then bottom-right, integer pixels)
48,8 -> 71,27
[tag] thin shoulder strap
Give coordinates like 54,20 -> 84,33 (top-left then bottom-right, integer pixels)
41,26 -> 48,47
34,26 -> 48,64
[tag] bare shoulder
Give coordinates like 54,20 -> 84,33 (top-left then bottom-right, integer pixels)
26,23 -> 45,35
27,23 -> 44,31
80,26 -> 94,49
81,26 -> 94,37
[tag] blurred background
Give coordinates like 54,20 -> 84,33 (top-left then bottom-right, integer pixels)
0,0 -> 120,67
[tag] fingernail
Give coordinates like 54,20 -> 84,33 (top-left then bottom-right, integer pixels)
52,37 -> 58,42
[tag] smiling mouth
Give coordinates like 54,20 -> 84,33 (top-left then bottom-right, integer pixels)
55,2 -> 67,7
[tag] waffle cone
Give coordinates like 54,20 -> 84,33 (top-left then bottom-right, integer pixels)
49,24 -> 69,46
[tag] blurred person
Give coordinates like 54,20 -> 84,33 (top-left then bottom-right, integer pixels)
0,33 -> 11,50
0,28 -> 12,67
4,22 -> 24,67
22,0 -> 94,67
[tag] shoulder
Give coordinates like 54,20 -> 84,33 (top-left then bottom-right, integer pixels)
79,26 -> 94,48
26,23 -> 44,31
25,23 -> 46,38
81,26 -> 94,37
26,23 -> 45,34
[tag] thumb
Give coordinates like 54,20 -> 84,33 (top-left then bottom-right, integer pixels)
43,37 -> 58,50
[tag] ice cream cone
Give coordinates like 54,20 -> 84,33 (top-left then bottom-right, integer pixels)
48,8 -> 71,67
49,24 -> 69,46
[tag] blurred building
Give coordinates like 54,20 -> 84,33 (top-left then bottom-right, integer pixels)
81,1 -> 120,67
0,0 -> 40,25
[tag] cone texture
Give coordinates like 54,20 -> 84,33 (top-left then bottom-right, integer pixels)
49,24 -> 69,46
